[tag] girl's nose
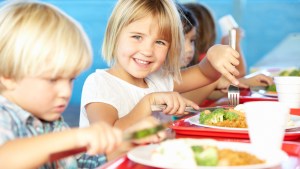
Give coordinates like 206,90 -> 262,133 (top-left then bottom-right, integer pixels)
140,41 -> 153,57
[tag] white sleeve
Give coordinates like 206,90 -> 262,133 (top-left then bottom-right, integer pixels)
79,73 -> 119,127
147,69 -> 174,92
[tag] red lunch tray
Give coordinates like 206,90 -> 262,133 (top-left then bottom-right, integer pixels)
239,95 -> 278,103
170,108 -> 300,141
99,141 -> 300,169
171,119 -> 300,141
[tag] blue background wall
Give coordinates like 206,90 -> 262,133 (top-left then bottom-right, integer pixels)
3,0 -> 299,105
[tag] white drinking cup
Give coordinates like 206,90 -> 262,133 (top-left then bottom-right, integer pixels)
274,76 -> 300,108
244,101 -> 289,158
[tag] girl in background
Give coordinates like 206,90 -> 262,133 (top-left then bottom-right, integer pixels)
184,2 -> 246,77
182,2 -> 273,105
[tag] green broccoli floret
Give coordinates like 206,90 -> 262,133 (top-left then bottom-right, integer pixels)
289,69 -> 300,76
212,108 -> 226,114
266,84 -> 276,92
199,109 -> 225,125
279,69 -> 300,76
279,70 -> 289,76
199,111 -> 208,124
193,146 -> 218,166
224,111 -> 239,121
191,145 -> 204,153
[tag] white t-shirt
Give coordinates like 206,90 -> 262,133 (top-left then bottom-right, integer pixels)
79,69 -> 174,128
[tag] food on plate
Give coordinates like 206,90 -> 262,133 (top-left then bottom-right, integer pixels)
199,108 -> 247,128
151,139 -> 265,167
266,68 -> 300,92
279,68 -> 300,76
236,104 -> 295,127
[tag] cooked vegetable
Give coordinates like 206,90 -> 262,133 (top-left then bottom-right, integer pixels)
151,139 -> 265,167
192,146 -> 218,166
131,124 -> 165,139
199,108 -> 242,127
200,108 -> 225,125
279,69 -> 300,76
267,68 -> 300,92
224,111 -> 239,121
266,84 -> 276,92
289,69 -> 300,76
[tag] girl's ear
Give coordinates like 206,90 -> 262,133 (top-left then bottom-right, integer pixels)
0,76 -> 17,90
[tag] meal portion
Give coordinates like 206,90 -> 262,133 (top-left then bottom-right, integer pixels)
199,107 -> 247,128
151,139 -> 265,167
197,104 -> 295,128
266,68 -> 300,93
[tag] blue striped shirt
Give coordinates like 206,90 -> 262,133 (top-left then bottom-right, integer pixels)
0,95 -> 106,169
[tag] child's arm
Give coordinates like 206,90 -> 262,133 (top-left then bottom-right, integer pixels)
239,74 -> 274,87
181,80 -> 219,105
0,122 -> 122,168
86,92 -> 199,130
175,44 -> 240,93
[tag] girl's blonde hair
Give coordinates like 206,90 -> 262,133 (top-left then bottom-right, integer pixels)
0,1 -> 92,82
102,0 -> 184,82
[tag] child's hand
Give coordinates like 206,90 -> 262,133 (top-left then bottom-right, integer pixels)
148,92 -> 199,116
221,28 -> 244,46
78,122 -> 122,155
239,74 -> 274,87
206,44 -> 240,85
216,76 -> 249,93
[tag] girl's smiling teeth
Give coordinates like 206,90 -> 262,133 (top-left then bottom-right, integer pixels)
134,58 -> 150,65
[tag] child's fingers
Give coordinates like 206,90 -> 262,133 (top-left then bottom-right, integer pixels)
222,70 -> 239,86
161,93 -> 181,115
184,98 -> 199,110
104,128 -> 122,153
86,122 -> 122,155
174,96 -> 188,114
224,63 -> 239,77
238,82 -> 249,88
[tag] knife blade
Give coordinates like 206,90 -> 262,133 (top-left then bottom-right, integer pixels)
151,104 -> 225,114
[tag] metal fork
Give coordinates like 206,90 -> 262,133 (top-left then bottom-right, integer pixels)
229,28 -> 236,50
228,84 -> 240,106
227,29 -> 239,106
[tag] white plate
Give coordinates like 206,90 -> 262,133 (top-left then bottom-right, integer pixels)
186,114 -> 300,131
257,89 -> 278,97
250,86 -> 278,97
127,139 -> 288,169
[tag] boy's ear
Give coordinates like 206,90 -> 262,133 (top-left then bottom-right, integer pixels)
0,76 -> 17,90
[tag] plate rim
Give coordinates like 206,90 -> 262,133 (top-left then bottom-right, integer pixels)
127,139 -> 288,169
250,86 -> 278,97
185,114 -> 300,131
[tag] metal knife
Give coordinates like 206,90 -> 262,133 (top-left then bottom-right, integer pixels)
151,104 -> 224,114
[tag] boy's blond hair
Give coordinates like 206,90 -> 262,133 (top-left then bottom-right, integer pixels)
0,1 -> 92,89
102,0 -> 184,82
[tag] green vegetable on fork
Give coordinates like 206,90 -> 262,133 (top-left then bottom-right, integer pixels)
124,122 -> 169,140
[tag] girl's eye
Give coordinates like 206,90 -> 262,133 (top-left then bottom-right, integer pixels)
48,78 -> 58,83
132,35 -> 142,40
156,40 -> 166,46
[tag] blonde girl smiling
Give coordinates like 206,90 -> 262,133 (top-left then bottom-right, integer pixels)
80,0 -> 240,130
